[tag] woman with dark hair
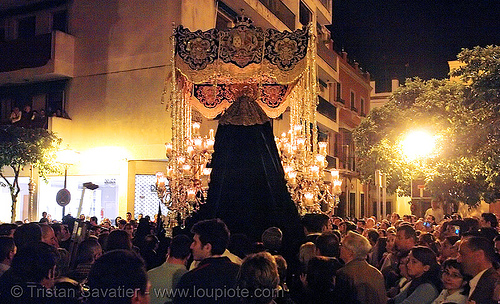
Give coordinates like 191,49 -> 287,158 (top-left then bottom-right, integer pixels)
418,233 -> 440,256
294,256 -> 338,304
105,229 -> 132,252
389,246 -> 441,304
237,252 -> 280,304
369,236 -> 387,267
133,217 -> 151,250
432,259 -> 470,304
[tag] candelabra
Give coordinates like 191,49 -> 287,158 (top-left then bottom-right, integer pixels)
276,125 -> 343,215
156,122 -> 214,227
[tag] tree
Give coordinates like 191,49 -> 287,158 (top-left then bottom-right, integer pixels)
0,126 -> 61,222
354,45 -> 500,207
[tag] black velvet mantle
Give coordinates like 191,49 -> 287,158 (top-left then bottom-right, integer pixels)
197,121 -> 303,251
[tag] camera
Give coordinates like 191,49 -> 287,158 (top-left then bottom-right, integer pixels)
423,221 -> 431,228
452,225 -> 460,235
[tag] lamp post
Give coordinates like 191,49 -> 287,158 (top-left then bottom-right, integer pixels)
56,148 -> 79,219
402,130 -> 436,215
375,170 -> 386,221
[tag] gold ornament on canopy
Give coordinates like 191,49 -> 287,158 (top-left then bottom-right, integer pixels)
159,16 -> 340,222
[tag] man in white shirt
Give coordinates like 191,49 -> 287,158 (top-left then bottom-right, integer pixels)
458,236 -> 499,304
424,198 -> 445,224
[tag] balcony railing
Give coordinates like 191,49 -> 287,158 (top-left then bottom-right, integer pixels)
0,33 -> 52,73
317,41 -> 336,71
0,31 -> 75,83
258,0 -> 295,30
317,95 -> 337,122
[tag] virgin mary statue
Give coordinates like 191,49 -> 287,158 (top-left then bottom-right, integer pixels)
198,84 -> 303,251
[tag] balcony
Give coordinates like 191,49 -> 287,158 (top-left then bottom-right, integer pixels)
0,30 -> 75,84
317,95 -> 336,122
317,41 -> 336,71
318,0 -> 332,11
258,0 -> 295,30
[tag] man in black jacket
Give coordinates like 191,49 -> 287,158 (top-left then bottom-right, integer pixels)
174,219 -> 240,304
458,236 -> 499,304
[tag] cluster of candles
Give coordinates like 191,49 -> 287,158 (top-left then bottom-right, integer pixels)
275,125 -> 342,212
156,123 -> 215,223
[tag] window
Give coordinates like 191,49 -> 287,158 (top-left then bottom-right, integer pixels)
0,80 -> 68,120
360,98 -> 365,116
360,193 -> 365,218
47,91 -> 65,116
216,13 -> 232,30
216,1 -> 237,30
318,78 -> 327,89
299,1 -> 311,26
18,16 -> 36,39
52,10 -> 68,33
336,82 -> 342,102
0,20 -> 5,42
318,128 -> 329,143
350,91 -> 356,111
349,192 -> 356,217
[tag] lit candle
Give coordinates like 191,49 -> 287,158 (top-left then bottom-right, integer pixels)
316,154 -> 326,164
288,171 -> 297,185
331,170 -> 339,179
297,138 -> 305,150
285,143 -> 292,155
192,122 -> 200,136
206,139 -> 214,152
332,179 -> 343,195
311,165 -> 320,178
182,164 -> 191,175
187,145 -> 194,156
156,172 -> 166,188
294,125 -> 302,134
203,167 -> 212,175
166,167 -> 173,178
304,192 -> 314,205
318,142 -> 327,155
194,138 -> 203,150
209,129 -> 215,140
187,189 -> 196,201
165,142 -> 173,156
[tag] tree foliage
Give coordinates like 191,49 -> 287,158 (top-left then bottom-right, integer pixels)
0,126 -> 61,222
354,45 -> 500,206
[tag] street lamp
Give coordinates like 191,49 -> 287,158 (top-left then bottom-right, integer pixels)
402,131 -> 436,161
56,148 -> 79,219
401,130 -> 436,215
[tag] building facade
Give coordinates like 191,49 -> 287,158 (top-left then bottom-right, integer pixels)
0,0 -> 370,223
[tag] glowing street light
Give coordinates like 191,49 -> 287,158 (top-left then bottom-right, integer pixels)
402,130 -> 436,161
401,130 -> 437,208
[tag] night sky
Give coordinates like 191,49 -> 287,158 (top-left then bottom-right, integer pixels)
330,0 -> 500,92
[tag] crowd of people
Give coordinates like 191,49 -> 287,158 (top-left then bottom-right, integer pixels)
1,204 -> 500,304
6,104 -> 68,128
